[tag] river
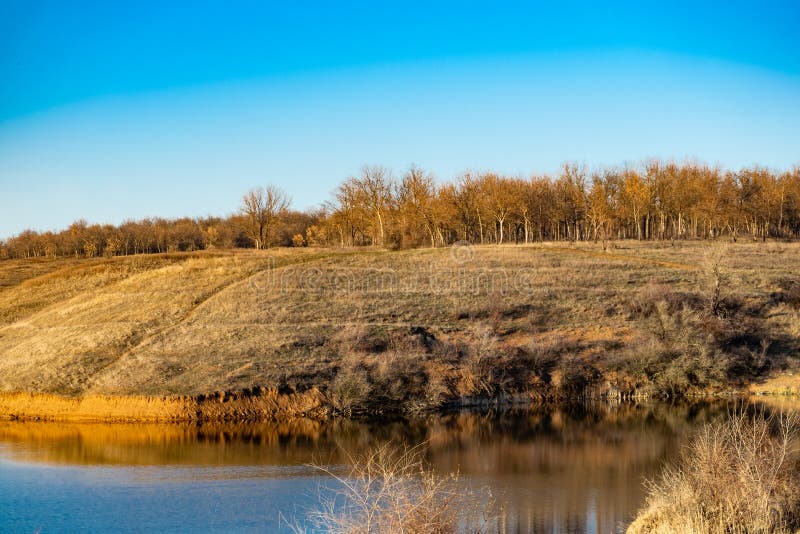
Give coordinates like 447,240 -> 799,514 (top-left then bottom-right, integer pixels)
0,402 -> 736,533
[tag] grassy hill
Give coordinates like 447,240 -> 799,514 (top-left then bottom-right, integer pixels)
1,242 -> 799,416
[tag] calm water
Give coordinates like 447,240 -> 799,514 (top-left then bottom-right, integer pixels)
0,403 -> 733,533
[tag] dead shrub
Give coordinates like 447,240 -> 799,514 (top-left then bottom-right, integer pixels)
409,325 -> 438,352
700,243 -> 729,317
456,326 -> 499,397
306,443 -> 492,534
611,341 -> 727,399
787,312 -> 800,339
370,351 -> 430,411
329,368 -> 371,415
631,283 -> 703,318
608,337 -> 663,386
630,408 -> 800,533
552,356 -> 598,398
335,325 -> 391,354
421,362 -> 451,409
355,329 -> 391,353
525,339 -> 560,379
614,301 -> 729,397
648,301 -> 701,348
774,279 -> 800,309
651,347 -> 726,398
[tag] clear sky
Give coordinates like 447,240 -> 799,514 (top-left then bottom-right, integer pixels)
1,0 -> 799,238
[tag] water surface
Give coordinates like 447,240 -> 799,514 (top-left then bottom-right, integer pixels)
0,403 -> 729,533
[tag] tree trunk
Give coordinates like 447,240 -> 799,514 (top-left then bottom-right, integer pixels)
498,218 -> 505,244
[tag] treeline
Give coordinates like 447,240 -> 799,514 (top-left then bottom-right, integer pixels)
322,161 -> 800,248
0,213 -> 318,259
3,160 -> 800,259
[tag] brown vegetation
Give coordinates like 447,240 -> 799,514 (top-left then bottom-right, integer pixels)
304,443 -> 492,534
629,408 -> 800,533
0,387 -> 327,422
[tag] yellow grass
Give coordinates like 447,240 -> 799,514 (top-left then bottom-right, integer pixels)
628,409 -> 800,533
0,388 -> 327,422
749,372 -> 800,396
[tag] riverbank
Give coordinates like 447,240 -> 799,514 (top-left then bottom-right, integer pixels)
0,389 -> 328,423
1,384 -> 796,423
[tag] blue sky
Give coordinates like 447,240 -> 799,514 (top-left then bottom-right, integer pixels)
1,1 -> 799,238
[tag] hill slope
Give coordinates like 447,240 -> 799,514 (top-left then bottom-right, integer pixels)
1,243 -> 799,409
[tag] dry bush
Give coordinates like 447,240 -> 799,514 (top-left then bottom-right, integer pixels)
641,302 -> 725,396
330,337 -> 453,414
328,367 -> 371,415
607,336 -> 661,381
370,350 -> 430,411
700,243 -> 729,317
631,283 -> 703,318
305,443 -> 492,534
334,324 -> 368,353
619,281 -> 752,397
335,325 -> 391,354
452,325 -> 536,399
630,408 -> 800,533
774,279 -> 800,309
456,326 -> 500,397
648,301 -> 702,349
552,355 -> 597,398
788,312 -> 800,340
784,285 -> 800,309
420,361 -> 451,409
526,338 -> 561,373
609,339 -> 726,399
652,350 -> 726,397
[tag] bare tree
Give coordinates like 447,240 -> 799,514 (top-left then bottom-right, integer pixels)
398,165 -> 439,247
8,160 -> 800,260
350,166 -> 394,246
481,173 -> 516,244
241,185 -> 290,249
701,243 -> 728,316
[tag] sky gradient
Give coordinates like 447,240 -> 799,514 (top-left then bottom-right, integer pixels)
1,0 -> 799,238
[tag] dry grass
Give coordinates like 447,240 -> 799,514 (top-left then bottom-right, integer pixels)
302,443 -> 492,534
0,387 -> 328,422
0,242 -> 799,417
629,408 -> 800,533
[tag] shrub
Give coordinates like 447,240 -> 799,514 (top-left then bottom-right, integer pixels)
651,349 -> 725,397
370,351 -> 430,411
621,280 -> 742,396
774,279 -> 800,309
329,368 -> 371,415
306,444 -> 492,533
525,339 -> 559,379
700,244 -> 729,317
335,325 -> 392,355
456,326 -> 499,397
552,355 -> 599,399
631,283 -> 703,318
629,408 -> 800,533
291,234 -> 306,247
